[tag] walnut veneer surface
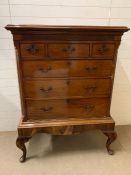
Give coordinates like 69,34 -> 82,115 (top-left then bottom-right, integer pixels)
5,25 -> 129,162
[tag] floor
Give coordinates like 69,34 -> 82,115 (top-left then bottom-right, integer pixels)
0,126 -> 131,175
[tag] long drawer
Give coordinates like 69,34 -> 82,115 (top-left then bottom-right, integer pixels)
24,79 -> 111,99
22,60 -> 113,78
26,98 -> 110,120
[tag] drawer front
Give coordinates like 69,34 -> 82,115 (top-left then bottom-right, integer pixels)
48,43 -> 89,58
22,60 -> 113,78
92,44 -> 115,58
26,98 -> 110,120
20,43 -> 45,59
24,79 -> 111,99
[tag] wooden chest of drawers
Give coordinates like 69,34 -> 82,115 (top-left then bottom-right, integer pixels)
5,25 -> 129,162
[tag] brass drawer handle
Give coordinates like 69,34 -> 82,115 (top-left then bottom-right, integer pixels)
97,45 -> 109,54
86,67 -> 97,72
85,86 -> 96,91
63,46 -> 75,54
40,106 -> 53,112
39,66 -> 52,73
26,44 -> 39,54
40,87 -> 52,93
84,105 -> 94,111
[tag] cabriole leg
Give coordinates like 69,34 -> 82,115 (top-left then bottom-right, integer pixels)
16,136 -> 31,162
102,131 -> 117,155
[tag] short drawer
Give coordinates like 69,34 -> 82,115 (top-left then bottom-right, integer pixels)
22,60 -> 113,78
92,43 -> 115,58
20,43 -> 45,59
48,43 -> 89,58
24,79 -> 111,99
26,98 -> 110,120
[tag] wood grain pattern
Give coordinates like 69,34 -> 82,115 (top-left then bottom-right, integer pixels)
92,43 -> 115,58
24,79 -> 111,99
22,60 -> 113,78
5,24 -> 129,162
48,43 -> 90,58
20,43 -> 45,59
26,98 -> 110,120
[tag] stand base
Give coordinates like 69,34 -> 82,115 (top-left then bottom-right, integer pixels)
16,117 -> 117,162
